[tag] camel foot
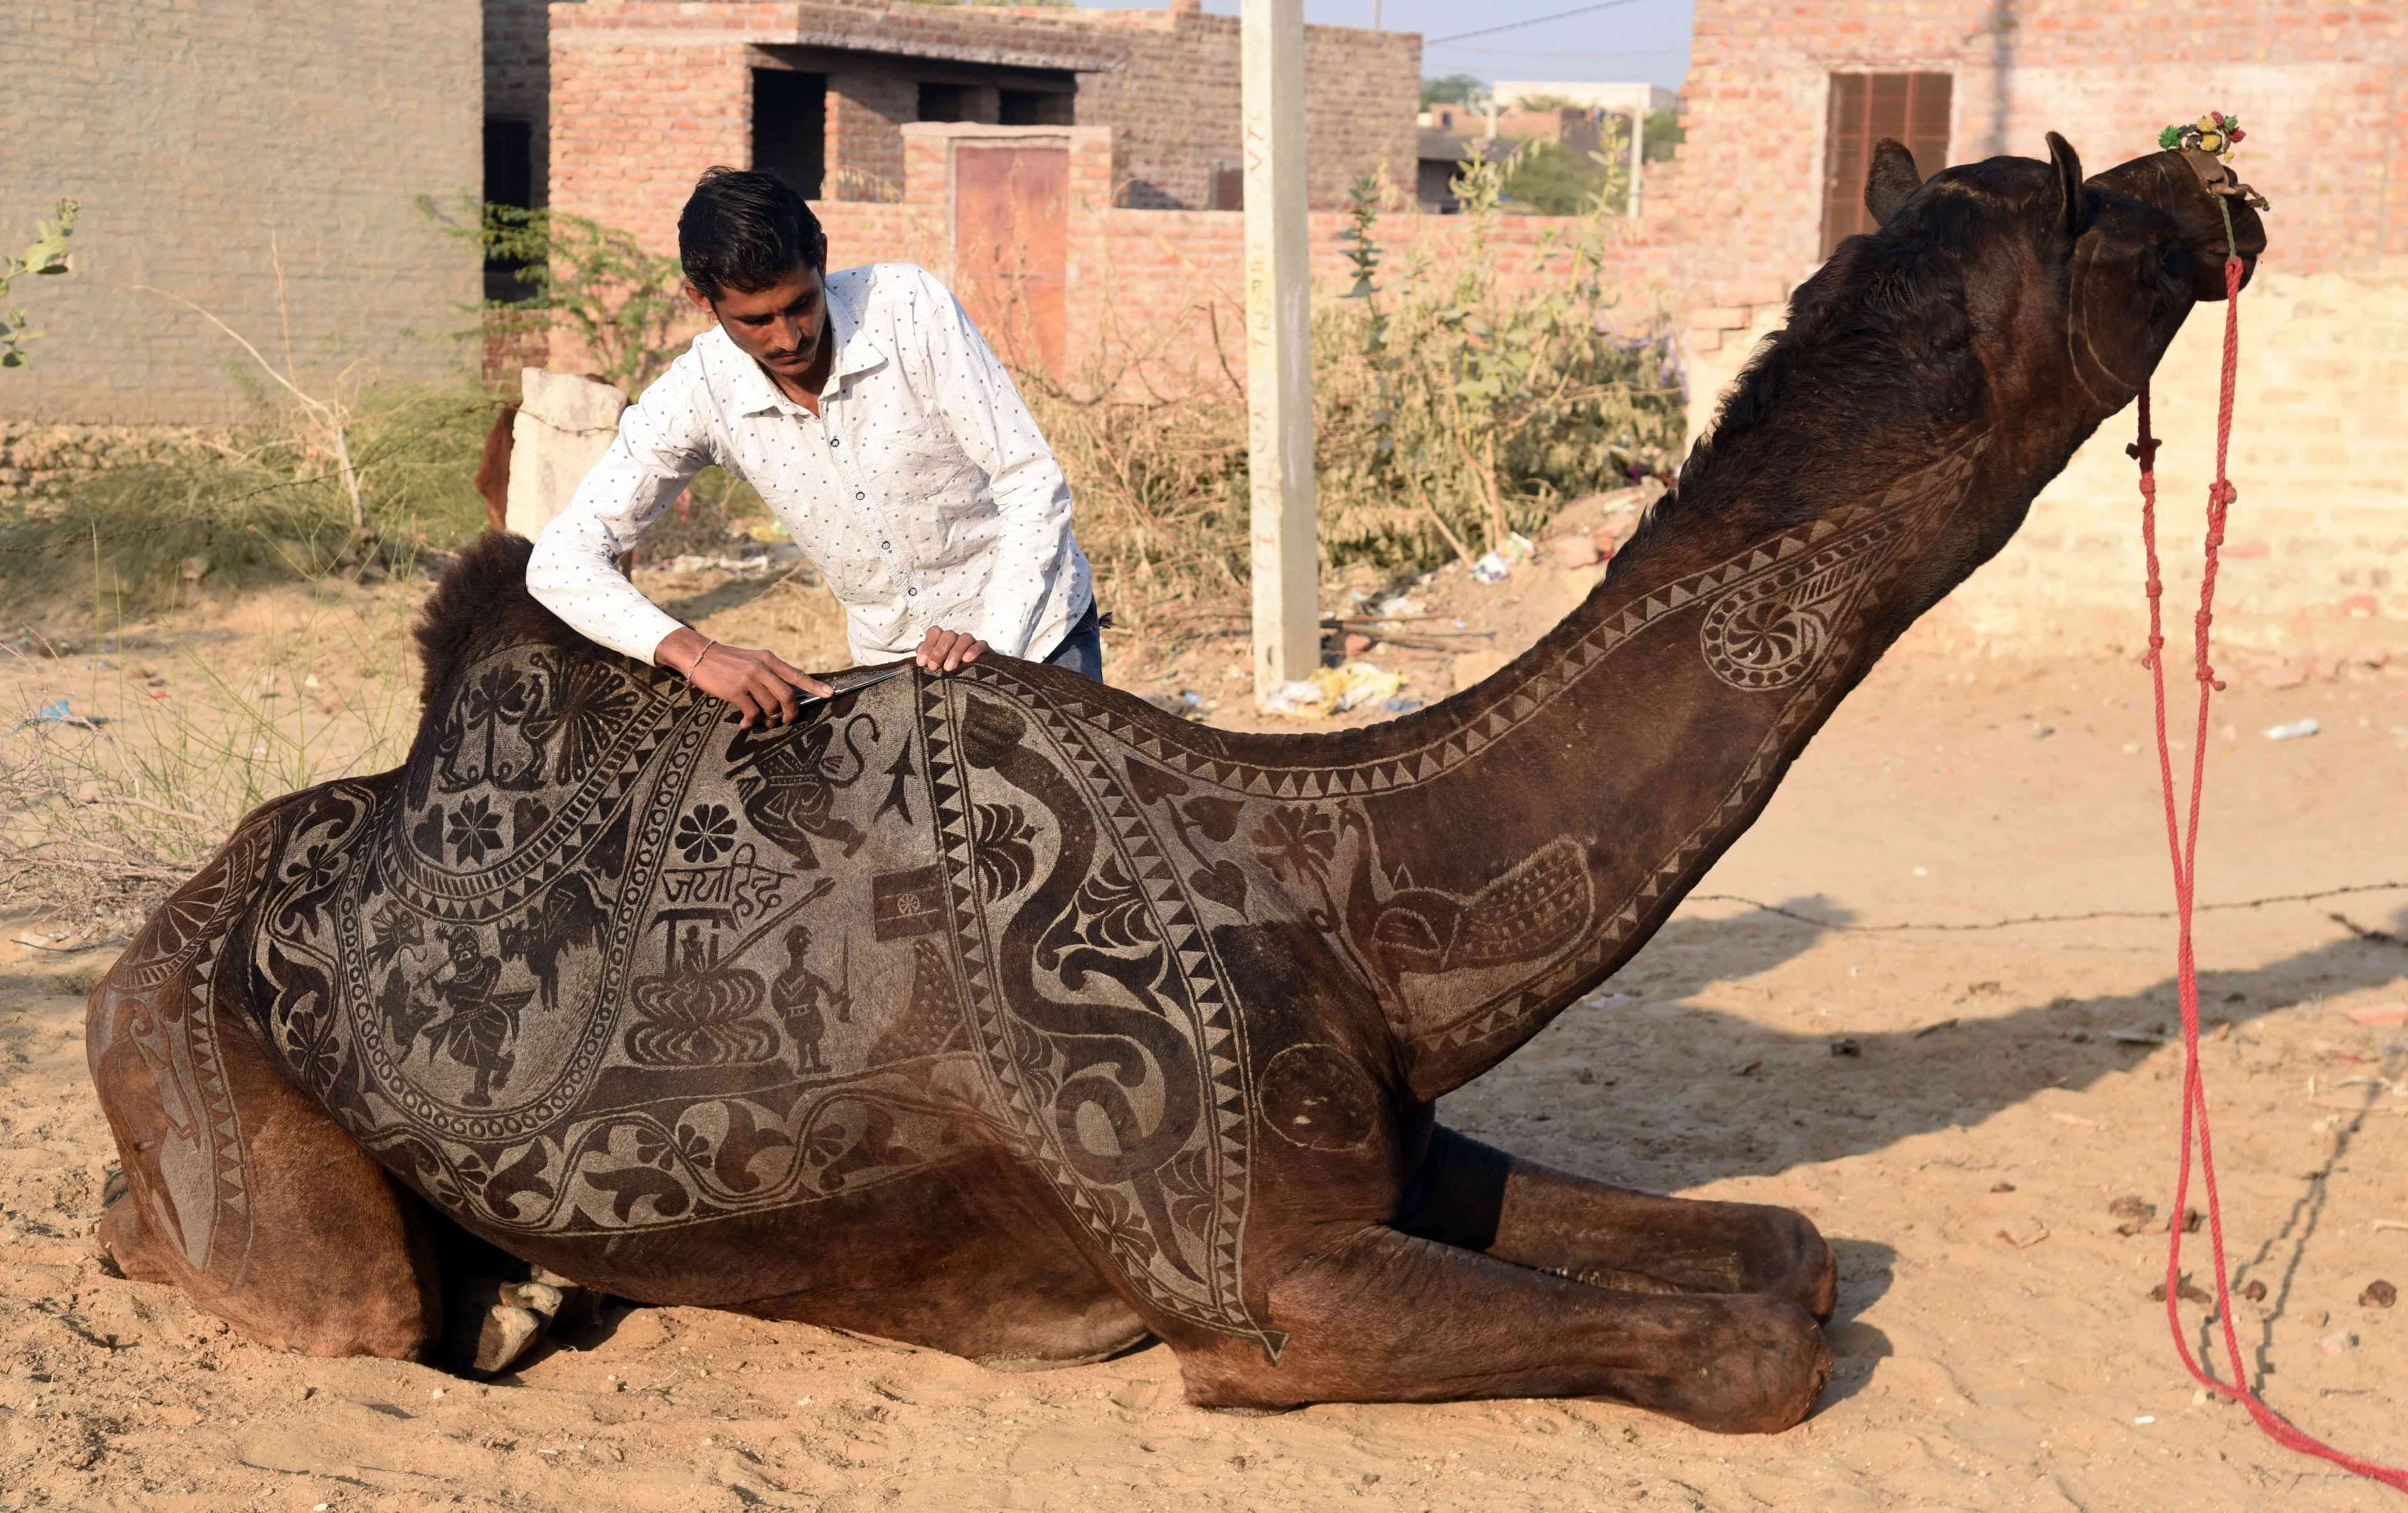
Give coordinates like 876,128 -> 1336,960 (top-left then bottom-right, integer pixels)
445,1275 -> 578,1376
1180,1226 -> 1834,1433
95,1176 -> 179,1287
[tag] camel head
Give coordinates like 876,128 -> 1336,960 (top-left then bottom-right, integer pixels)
1861,132 -> 2269,416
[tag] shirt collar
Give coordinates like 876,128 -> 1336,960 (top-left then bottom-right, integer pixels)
702,268 -> 885,418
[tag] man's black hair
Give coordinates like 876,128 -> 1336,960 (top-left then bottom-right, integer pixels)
679,167 -> 827,301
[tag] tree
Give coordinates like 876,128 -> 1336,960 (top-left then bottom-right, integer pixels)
1420,74 -> 1487,109
3,200 -> 79,370
1644,108 -> 1685,163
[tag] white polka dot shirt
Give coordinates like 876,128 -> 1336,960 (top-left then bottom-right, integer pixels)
526,263 -> 1092,667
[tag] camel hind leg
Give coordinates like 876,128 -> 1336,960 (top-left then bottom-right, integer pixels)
87,831 -> 439,1359
1395,1126 -> 1838,1318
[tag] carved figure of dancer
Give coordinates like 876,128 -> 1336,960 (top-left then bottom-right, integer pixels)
418,927 -> 536,1109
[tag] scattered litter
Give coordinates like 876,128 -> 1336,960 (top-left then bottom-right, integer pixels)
2374,1220 -> 2408,1235
2361,1280 -> 2397,1309
1374,594 -> 1423,618
1828,1036 -> 1862,1058
10,699 -> 107,733
647,546 -> 803,579
2303,1309 -> 2330,1328
1259,665 -> 1406,720
1321,662 -> 1404,713
2263,717 -> 2321,741
2047,1110 -> 2098,1127
2134,1415 -> 2156,1426
1913,1017 -> 1960,1038
1382,695 -> 1425,715
1990,1181 -> 2017,1194
1343,631 -> 1374,658
1734,1058 -> 1763,1077
1142,690 -> 1205,720
1467,534 -> 1535,584
2343,1005 -> 2408,1026
2032,724 -> 2056,739
2319,1329 -> 2357,1356
2149,1277 -> 2214,1305
1995,1216 -> 2049,1248
1258,680 -> 1324,719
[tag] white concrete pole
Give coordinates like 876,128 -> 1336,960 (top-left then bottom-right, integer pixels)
1626,110 -> 1645,218
1241,0 -> 1319,703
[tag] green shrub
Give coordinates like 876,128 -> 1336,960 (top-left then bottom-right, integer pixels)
0,387 -> 495,608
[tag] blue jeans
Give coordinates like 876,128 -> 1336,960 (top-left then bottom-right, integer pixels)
1042,600 -> 1104,681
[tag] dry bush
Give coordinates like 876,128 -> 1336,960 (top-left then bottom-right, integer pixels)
1030,170 -> 1682,632
0,386 -> 493,611
1,598 -> 419,927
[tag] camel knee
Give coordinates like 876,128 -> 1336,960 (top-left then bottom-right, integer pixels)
1730,1203 -> 1837,1320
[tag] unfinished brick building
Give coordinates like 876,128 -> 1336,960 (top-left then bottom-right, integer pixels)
502,0 -> 1419,230
1659,0 -> 2408,644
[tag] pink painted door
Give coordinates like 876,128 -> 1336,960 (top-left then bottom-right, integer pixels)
954,143 -> 1069,375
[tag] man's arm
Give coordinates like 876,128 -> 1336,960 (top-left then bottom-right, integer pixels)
913,270 -> 1080,661
525,359 -> 828,725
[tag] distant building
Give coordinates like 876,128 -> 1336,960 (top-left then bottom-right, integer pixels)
1492,82 -> 1678,117
6,2 -> 481,424
506,0 -> 1420,225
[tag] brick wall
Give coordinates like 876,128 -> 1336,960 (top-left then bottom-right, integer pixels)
1,1 -> 483,425
547,1 -> 1419,229
488,0 -> 553,205
1065,8 -> 1420,209
1655,0 -> 2408,644
1666,0 -> 2408,310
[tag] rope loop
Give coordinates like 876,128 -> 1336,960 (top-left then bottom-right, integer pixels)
2133,271 -> 2408,1493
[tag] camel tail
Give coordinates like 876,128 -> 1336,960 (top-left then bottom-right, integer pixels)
412,530 -> 595,710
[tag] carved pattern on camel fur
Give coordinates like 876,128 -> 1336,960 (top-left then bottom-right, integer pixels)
87,135 -> 2265,1431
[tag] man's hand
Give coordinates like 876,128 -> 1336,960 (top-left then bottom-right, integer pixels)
657,627 -> 831,729
914,626 -> 988,674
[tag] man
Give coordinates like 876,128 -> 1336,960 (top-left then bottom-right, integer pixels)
527,167 -> 1099,729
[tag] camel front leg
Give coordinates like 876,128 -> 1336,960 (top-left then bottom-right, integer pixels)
1176,1224 -> 1830,1431
1394,1126 -> 1837,1318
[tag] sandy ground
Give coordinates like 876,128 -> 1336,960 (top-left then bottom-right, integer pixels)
4,548 -> 2407,1511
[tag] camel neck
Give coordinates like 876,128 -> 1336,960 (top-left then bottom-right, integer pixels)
1336,431 -> 2000,1100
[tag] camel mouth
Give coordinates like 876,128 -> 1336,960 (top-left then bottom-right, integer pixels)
2086,150 -> 2268,300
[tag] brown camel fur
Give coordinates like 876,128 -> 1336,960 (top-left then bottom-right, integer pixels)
87,137 -> 2264,1433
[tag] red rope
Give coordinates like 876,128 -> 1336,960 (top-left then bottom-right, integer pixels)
2136,253 -> 2408,1493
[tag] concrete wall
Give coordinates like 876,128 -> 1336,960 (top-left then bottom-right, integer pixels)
1661,0 -> 2408,645
1,1 -> 485,424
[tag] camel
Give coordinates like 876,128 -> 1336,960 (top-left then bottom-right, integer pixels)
86,136 -> 2264,1433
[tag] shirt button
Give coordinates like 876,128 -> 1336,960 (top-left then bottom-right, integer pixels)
908,587 -> 919,597
857,493 -> 866,501
880,540 -> 892,551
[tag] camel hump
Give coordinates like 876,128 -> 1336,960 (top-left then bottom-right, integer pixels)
413,530 -> 596,710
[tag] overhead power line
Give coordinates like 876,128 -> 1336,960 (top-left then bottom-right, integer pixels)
1423,0 -> 1649,48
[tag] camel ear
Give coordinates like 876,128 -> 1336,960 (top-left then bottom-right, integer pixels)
1864,138 -> 1923,225
2046,131 -> 2086,237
